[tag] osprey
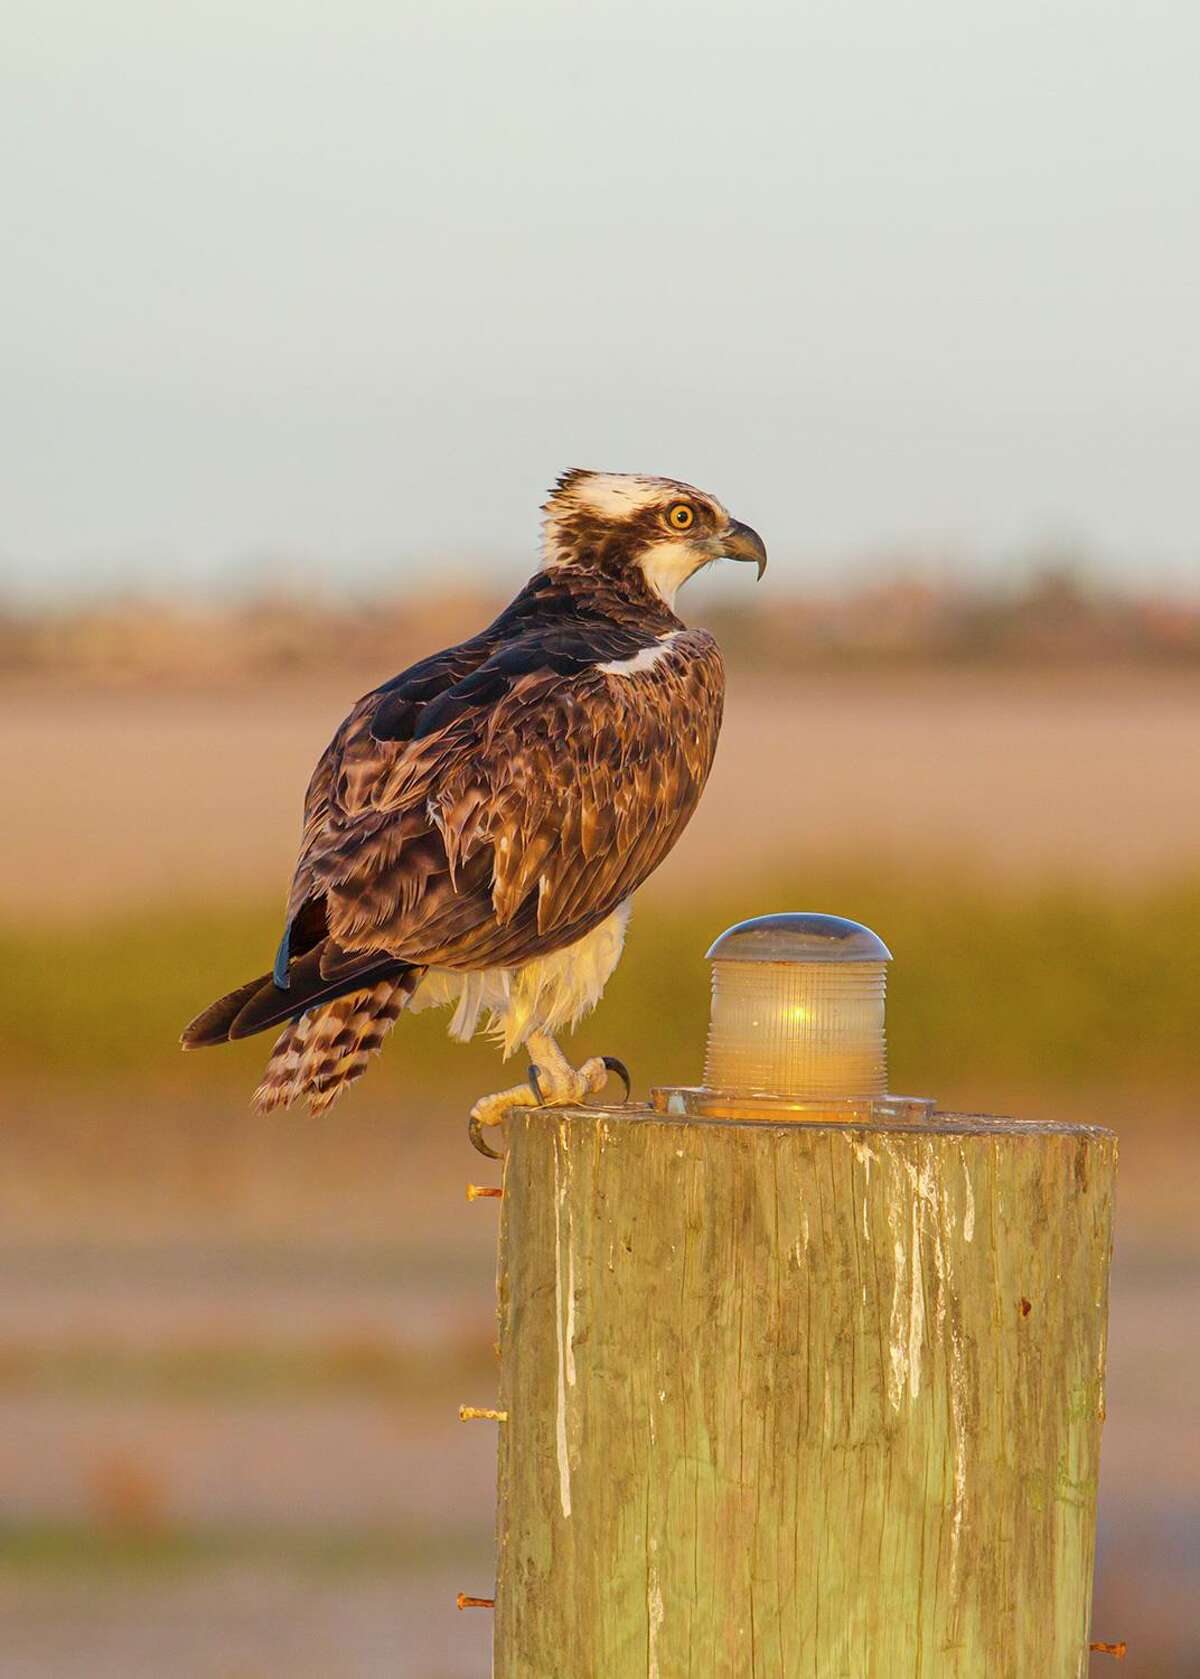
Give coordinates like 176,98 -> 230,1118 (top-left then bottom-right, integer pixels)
182,470 -> 766,1142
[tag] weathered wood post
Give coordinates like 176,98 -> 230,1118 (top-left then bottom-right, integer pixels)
483,916 -> 1117,1678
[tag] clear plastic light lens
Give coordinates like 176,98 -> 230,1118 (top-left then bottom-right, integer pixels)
702,913 -> 891,1100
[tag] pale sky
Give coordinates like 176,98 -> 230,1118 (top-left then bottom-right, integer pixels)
2,0 -> 1198,599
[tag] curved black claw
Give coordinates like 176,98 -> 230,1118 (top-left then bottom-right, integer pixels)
468,1112 -> 504,1161
527,1064 -> 546,1105
601,1055 -> 633,1103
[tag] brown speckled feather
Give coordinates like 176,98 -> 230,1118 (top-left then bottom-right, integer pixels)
290,618 -> 722,976
350,636 -> 719,965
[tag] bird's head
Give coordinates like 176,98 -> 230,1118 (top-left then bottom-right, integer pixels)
541,469 -> 767,612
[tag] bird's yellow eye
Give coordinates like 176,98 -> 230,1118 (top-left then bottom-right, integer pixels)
666,502 -> 695,531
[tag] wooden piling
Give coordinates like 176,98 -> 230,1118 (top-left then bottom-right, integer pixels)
491,1106 -> 1115,1679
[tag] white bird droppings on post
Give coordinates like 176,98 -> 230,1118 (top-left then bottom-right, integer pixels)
647,1564 -> 665,1679
565,1245 -> 577,1389
949,1323 -> 971,1583
887,1225 -> 910,1412
852,1135 -> 879,1243
552,1132 -> 573,1517
886,1145 -> 943,1409
907,1197 -> 926,1402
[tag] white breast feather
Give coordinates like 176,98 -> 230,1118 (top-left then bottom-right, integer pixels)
598,630 -> 681,676
409,900 -> 633,1056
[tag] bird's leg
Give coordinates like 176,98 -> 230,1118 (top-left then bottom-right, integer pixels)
469,1079 -> 539,1133
467,1076 -> 541,1159
525,1032 -> 631,1107
467,1033 -> 632,1157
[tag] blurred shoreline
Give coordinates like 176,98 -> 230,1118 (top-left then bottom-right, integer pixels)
4,567 -> 1200,689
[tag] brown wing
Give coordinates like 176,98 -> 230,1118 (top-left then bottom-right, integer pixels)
283,637 -> 493,940
294,628 -> 724,978
182,593 -> 723,1050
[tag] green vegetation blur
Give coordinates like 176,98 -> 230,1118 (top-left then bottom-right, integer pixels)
7,863 -> 1197,1108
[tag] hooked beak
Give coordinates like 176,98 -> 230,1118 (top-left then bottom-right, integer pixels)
720,518 -> 767,579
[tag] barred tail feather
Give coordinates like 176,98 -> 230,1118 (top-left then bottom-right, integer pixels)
252,973 -> 420,1115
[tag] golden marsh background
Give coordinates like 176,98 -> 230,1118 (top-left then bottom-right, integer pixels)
4,585 -> 1198,1676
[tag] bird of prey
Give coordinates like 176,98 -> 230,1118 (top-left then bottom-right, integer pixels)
181,470 -> 766,1143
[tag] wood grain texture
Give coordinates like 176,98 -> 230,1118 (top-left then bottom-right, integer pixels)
493,1109 -> 1116,1679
